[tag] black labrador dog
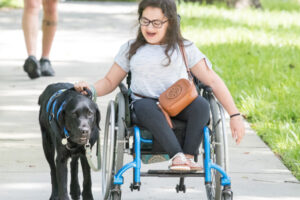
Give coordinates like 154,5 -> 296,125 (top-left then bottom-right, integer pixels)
38,83 -> 100,200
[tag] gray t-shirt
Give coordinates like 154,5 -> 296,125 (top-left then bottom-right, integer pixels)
114,39 -> 212,100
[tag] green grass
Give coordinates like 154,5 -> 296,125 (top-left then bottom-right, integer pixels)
0,0 -> 136,8
178,1 -> 300,180
0,0 -> 22,8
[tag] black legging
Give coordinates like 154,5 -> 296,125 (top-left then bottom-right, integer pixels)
133,96 -> 210,158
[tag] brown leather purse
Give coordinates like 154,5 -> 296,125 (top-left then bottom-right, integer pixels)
158,43 -> 198,126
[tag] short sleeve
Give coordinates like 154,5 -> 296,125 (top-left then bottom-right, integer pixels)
184,41 -> 213,69
114,40 -> 133,72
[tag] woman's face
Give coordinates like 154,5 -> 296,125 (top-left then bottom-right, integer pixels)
140,7 -> 168,45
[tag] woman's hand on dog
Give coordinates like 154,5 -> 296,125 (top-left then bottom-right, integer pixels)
74,81 -> 90,95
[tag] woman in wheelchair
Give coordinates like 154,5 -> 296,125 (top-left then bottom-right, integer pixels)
75,0 -> 244,171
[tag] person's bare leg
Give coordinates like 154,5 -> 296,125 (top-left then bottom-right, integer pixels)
41,0 -> 58,58
22,0 -> 42,79
39,0 -> 57,76
22,0 -> 41,57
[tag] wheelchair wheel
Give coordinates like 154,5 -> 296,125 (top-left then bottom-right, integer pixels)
102,101 -> 116,200
205,95 -> 229,200
108,92 -> 126,200
102,93 -> 126,200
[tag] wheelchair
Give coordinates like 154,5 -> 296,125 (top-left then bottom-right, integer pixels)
101,72 -> 233,200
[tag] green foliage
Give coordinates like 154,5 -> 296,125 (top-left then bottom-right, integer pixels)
71,0 -> 137,2
261,0 -> 300,11
178,2 -> 300,180
0,0 -> 23,8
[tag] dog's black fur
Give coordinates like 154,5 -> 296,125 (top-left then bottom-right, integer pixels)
38,83 -> 100,200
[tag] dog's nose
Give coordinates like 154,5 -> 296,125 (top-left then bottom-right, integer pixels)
80,128 -> 89,135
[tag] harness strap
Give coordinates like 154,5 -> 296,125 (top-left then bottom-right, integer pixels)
46,89 -> 65,113
46,89 -> 70,142
56,101 -> 66,120
63,127 -> 70,137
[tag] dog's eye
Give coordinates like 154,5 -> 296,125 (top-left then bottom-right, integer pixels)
71,112 -> 77,118
87,111 -> 93,118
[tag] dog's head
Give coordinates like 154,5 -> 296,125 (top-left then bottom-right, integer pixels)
58,94 -> 100,145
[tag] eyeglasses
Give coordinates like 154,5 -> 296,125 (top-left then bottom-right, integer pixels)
139,17 -> 168,28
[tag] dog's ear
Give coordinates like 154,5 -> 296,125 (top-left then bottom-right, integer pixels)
95,107 -> 101,129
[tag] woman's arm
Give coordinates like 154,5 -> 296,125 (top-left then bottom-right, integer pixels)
191,59 -> 245,144
74,62 -> 127,97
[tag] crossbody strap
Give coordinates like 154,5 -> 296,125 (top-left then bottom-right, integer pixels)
179,41 -> 194,81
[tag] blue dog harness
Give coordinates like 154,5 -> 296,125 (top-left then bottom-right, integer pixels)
46,89 -> 70,143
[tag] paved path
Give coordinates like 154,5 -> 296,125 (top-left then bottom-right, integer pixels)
0,2 -> 299,200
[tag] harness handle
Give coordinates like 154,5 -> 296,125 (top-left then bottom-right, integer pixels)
83,88 -> 93,99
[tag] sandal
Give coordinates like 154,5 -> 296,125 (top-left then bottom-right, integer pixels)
187,158 -> 203,171
169,153 -> 190,171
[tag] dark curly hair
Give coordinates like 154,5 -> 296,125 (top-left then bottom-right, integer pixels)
128,0 -> 185,66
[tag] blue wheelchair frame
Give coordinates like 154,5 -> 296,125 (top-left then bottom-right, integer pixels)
113,125 -> 231,187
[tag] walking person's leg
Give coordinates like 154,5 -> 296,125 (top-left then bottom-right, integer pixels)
40,0 -> 57,76
22,0 -> 42,79
133,98 -> 190,170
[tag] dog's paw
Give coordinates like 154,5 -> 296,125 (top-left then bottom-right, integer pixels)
82,194 -> 94,200
49,194 -> 59,200
70,185 -> 81,200
70,195 -> 80,200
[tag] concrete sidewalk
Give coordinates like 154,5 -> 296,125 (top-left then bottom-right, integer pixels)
0,2 -> 299,200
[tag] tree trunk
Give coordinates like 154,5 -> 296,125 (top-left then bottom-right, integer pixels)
226,0 -> 262,9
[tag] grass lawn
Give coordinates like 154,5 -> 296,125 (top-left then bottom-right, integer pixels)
0,0 -> 22,8
178,0 -> 300,180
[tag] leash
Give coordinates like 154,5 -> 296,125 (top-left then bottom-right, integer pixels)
81,87 -> 102,171
85,136 -> 101,172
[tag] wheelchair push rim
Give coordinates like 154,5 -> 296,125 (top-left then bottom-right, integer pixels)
102,101 -> 116,200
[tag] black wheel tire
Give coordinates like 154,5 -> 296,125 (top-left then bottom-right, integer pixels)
176,185 -> 179,193
222,188 -> 233,200
110,191 -> 122,200
204,94 -> 229,200
205,184 -> 215,200
114,92 -> 126,175
222,193 -> 232,200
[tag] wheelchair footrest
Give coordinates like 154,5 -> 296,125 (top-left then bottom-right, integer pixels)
141,170 -> 205,177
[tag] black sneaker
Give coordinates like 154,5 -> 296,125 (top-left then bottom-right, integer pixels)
40,58 -> 55,76
23,56 -> 41,79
